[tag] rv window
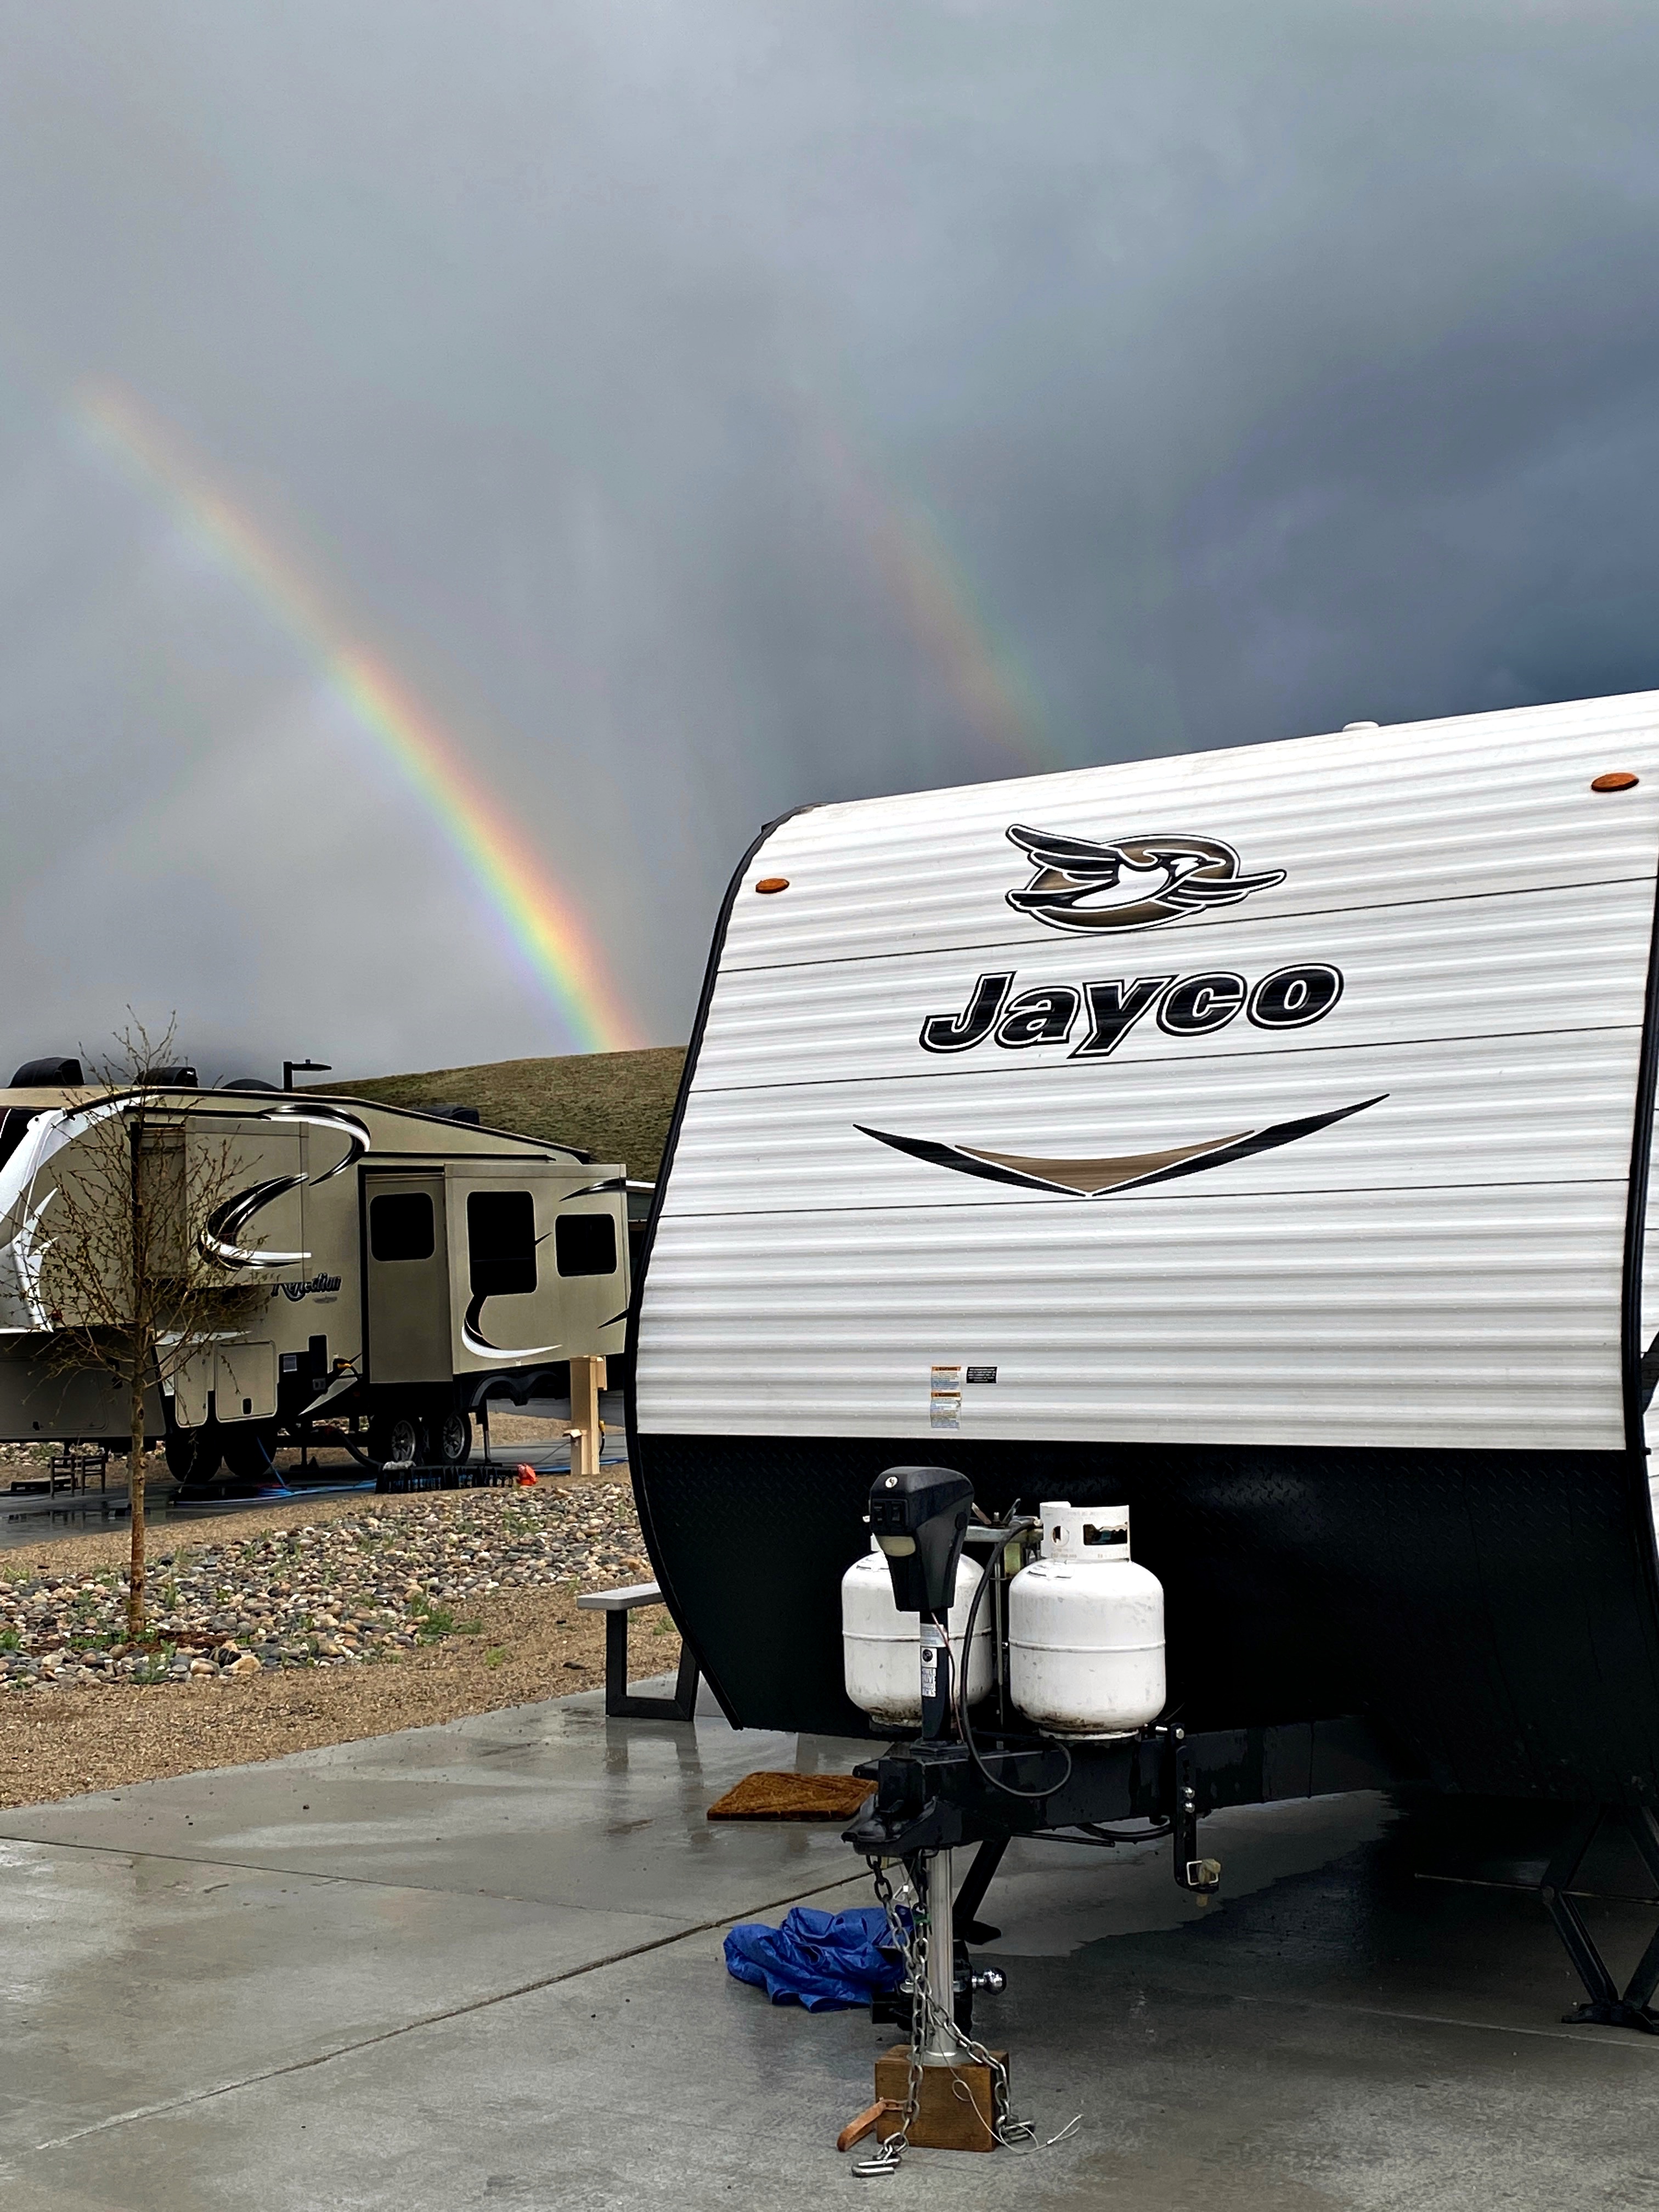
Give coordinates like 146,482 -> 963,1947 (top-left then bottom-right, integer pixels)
370,1190 -> 436,1262
467,1189 -> 537,1296
556,1212 -> 617,1278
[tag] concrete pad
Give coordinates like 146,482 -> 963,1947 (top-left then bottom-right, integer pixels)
0,1840 -> 680,2153
3,1683 -> 1658,2210
0,1683 -> 867,1918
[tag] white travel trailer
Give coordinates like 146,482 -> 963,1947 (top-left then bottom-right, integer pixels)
630,690 -> 1659,1850
0,1077 -> 629,1483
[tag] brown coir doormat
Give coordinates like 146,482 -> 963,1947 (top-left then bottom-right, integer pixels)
707,1771 -> 874,1821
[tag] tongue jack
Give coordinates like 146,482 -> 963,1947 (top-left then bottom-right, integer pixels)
867,1463 -> 974,1742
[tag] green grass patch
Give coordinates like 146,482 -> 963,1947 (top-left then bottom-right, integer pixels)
311,1044 -> 686,1178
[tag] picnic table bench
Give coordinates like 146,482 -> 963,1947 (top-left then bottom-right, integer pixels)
8,1448 -> 110,1498
575,1581 -> 701,1720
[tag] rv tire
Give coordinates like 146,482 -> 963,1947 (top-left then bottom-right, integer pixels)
368,1411 -> 422,1467
425,1409 -> 471,1466
165,1424 -> 223,1485
221,1422 -> 281,1481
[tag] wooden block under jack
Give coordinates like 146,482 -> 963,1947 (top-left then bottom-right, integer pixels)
873,2045 -> 1007,2153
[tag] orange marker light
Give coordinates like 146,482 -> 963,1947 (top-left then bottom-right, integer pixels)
1592,772 -> 1640,792
755,877 -> 790,893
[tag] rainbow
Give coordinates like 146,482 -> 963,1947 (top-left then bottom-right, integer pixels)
799,400 -> 1057,773
71,379 -> 639,1054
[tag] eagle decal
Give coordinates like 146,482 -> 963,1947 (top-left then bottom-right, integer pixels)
1006,825 -> 1285,934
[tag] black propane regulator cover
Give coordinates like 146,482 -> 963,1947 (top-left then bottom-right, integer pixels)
866,1465 -> 973,1617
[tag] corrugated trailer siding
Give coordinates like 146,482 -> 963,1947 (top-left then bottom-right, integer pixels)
641,1187 -> 1621,1448
637,697 -> 1659,1456
693,883 -> 1647,1086
715,696 -> 1659,969
653,1034 -> 1639,1215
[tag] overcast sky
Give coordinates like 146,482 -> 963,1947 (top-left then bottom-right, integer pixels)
2,0 -> 1658,1080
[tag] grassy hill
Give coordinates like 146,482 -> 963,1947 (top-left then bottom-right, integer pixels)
317,1045 -> 687,1178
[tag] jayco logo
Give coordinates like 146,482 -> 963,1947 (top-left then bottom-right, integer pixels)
860,820 -> 1364,1198
1006,824 -> 1285,934
916,821 -> 1335,1058
921,964 -> 1342,1059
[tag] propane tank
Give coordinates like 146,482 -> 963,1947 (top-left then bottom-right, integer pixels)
842,1541 -> 994,1727
1009,1502 -> 1165,1736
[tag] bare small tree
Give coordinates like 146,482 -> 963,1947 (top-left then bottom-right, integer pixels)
36,1020 -> 262,1638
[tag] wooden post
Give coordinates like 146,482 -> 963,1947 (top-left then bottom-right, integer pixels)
569,1355 -> 606,1480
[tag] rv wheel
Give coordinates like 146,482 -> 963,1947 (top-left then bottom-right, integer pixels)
426,1410 -> 471,1466
165,1424 -> 222,1484
369,1411 -> 422,1466
221,1423 -> 281,1481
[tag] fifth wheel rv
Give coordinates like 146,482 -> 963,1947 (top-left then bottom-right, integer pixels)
0,1076 -> 629,1482
630,690 -> 1659,2034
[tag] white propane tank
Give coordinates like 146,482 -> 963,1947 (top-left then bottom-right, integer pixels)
1009,1502 -> 1165,1736
841,1541 -> 994,1727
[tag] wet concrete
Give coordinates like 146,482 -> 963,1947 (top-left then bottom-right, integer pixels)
1,1685 -> 1656,2210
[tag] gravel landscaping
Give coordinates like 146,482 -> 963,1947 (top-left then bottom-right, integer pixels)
0,1480 -> 648,1689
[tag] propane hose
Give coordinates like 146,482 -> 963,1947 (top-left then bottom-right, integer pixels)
950,1516 -> 1075,1803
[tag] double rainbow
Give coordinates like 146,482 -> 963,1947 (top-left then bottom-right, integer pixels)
74,380 -> 637,1054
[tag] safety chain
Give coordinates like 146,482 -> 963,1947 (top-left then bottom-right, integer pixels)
851,1858 -> 921,2177
852,1853 -> 1075,2175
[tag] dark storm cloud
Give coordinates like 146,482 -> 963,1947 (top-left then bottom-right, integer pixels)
1,0 -> 1657,1077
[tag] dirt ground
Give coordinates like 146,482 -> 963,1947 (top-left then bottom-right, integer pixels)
0,1474 -> 682,1810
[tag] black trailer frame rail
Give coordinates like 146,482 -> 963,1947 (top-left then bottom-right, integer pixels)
844,1713 -> 1401,1875
847,1719 -> 1659,2038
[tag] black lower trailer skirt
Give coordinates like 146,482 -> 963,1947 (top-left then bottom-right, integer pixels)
630,1431 -> 1659,1805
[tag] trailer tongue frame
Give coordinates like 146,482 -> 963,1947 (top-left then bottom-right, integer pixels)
844,1717 -> 1659,2044
844,1712 -> 1401,1878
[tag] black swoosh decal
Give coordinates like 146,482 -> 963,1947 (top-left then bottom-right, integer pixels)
857,1094 -> 1386,1199
256,1103 -> 371,1181
1640,1330 -> 1659,1413
201,1174 -> 309,1267
198,1103 -> 373,1268
198,1101 -> 374,1274
461,1289 -> 558,1361
1115,1095 -> 1386,1190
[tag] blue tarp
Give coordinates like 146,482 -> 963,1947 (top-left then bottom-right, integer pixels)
723,1904 -> 905,2012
